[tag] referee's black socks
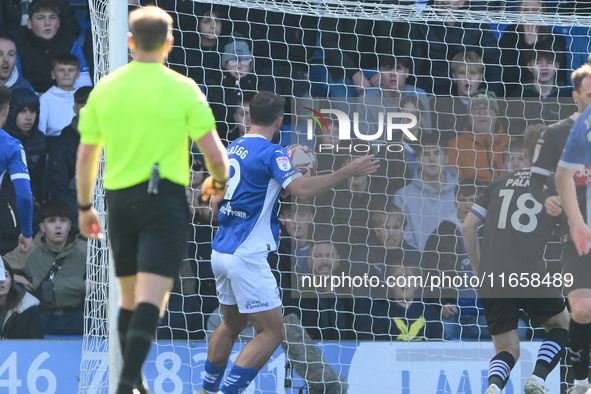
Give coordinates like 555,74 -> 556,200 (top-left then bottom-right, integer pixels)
488,351 -> 515,390
533,327 -> 567,380
118,307 -> 133,353
569,320 -> 591,381
117,303 -> 160,394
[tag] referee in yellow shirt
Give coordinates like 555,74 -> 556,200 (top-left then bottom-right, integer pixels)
75,7 -> 229,394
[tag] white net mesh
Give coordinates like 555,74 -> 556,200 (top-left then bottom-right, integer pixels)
80,0 -> 587,391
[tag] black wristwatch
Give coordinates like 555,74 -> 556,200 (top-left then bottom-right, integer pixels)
77,202 -> 93,211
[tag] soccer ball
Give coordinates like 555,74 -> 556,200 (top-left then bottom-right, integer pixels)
287,144 -> 318,178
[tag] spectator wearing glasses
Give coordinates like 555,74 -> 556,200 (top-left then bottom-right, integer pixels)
448,90 -> 511,185
206,38 -> 268,138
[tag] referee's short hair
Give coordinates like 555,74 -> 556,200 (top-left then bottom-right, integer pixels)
572,64 -> 591,93
250,91 -> 285,127
129,6 -> 173,52
0,84 -> 10,112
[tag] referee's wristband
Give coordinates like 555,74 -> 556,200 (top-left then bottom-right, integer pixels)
77,202 -> 93,211
212,178 -> 228,190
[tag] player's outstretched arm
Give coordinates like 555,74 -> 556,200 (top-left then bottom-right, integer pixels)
196,130 -> 230,202
11,177 -> 33,253
462,212 -> 483,276
556,165 -> 591,255
76,143 -> 103,239
286,155 -> 380,199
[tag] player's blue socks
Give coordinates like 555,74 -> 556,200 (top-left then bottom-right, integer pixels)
533,328 -> 567,380
219,365 -> 258,394
488,351 -> 515,390
202,359 -> 227,393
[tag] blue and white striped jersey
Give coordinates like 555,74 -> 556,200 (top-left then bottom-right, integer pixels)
212,134 -> 301,256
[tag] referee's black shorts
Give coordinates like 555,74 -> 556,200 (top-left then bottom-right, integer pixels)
561,242 -> 591,294
106,179 -> 189,278
481,296 -> 566,336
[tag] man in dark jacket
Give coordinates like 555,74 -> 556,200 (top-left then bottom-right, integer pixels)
47,86 -> 92,225
4,89 -> 47,204
1,0 -> 80,38
205,39 -> 264,139
3,199 -> 87,335
4,88 -> 45,205
12,0 -> 91,93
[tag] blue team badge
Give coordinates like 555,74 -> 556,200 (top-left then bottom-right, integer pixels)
276,157 -> 290,171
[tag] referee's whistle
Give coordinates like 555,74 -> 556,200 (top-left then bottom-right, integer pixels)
147,163 -> 160,195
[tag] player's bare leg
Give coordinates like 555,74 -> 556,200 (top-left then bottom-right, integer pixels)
207,304 -> 249,366
567,290 -> 591,394
202,305 -> 284,394
236,306 -> 285,369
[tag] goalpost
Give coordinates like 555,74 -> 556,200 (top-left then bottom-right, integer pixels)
79,0 -> 591,392
79,0 -> 126,392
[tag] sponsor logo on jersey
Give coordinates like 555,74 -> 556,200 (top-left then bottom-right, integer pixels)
244,299 -> 270,310
220,202 -> 247,218
276,156 -> 291,171
574,165 -> 591,186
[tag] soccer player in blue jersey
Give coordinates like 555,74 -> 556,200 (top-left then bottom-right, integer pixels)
556,103 -> 591,394
0,84 -> 33,254
533,64 -> 591,394
556,105 -> 591,256
198,91 -> 379,394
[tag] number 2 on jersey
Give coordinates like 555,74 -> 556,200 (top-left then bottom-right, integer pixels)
497,189 -> 543,233
224,158 -> 241,200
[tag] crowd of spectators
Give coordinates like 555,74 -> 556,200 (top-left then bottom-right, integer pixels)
0,0 -> 585,340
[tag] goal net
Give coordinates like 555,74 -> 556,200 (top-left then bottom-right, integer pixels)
80,0 -> 589,392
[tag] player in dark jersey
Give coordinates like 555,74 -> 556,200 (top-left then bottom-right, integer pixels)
463,124 -> 569,394
530,64 -> 591,394
531,64 -> 591,217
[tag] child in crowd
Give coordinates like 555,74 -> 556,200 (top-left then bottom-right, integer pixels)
502,138 -> 525,174
224,92 -> 253,145
13,0 -> 91,93
434,51 -> 485,143
47,86 -> 93,224
511,49 -> 576,125
367,205 -> 421,276
38,53 -> 79,136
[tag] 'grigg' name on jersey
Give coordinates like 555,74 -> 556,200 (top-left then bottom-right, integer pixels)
227,145 -> 248,160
